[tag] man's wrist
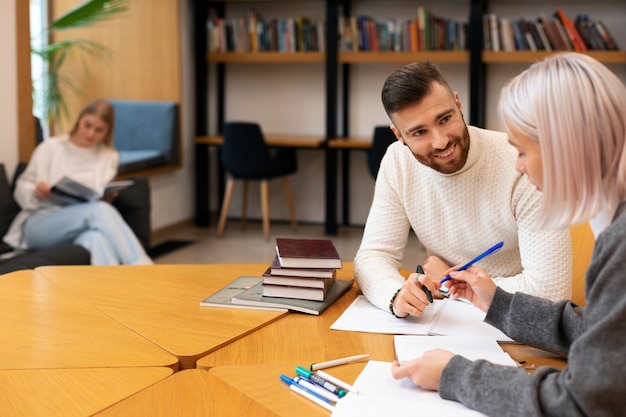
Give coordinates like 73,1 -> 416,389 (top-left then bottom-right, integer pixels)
389,288 -> 403,318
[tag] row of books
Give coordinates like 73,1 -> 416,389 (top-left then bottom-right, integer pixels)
207,13 -> 325,53
339,8 -> 467,53
207,7 -> 468,54
484,9 -> 620,52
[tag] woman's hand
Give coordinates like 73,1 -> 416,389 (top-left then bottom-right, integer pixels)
102,190 -> 119,203
35,181 -> 51,200
446,266 -> 497,313
391,349 -> 455,391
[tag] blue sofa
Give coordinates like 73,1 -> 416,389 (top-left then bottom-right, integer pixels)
109,100 -> 180,175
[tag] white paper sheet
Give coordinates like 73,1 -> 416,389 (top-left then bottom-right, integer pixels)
331,361 -> 488,417
330,295 -> 514,342
394,335 -> 517,366
329,295 -> 445,335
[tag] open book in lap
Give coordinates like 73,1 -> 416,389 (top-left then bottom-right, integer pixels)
49,176 -> 134,206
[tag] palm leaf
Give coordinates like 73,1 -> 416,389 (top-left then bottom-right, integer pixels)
52,0 -> 128,31
32,0 -> 128,123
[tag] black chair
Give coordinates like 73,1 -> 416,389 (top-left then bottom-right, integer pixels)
366,125 -> 397,179
217,122 -> 298,240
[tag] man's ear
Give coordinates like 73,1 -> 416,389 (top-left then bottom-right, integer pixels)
390,124 -> 403,141
453,91 -> 463,112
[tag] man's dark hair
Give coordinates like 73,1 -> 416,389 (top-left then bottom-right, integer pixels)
381,61 -> 453,117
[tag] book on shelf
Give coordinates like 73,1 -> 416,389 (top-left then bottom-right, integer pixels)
275,237 -> 342,269
49,176 -> 134,206
199,276 -> 287,311
555,8 -> 587,52
232,279 -> 353,316
267,255 -> 336,279
483,9 -> 620,52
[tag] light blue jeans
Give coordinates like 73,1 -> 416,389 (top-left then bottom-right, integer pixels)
23,201 -> 153,265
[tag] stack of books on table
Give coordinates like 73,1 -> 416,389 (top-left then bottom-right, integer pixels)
200,237 -> 352,315
262,238 -> 343,302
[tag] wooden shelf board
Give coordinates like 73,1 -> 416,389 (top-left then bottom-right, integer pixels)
207,52 -> 325,63
339,51 -> 469,64
483,50 -> 626,64
195,135 -> 324,148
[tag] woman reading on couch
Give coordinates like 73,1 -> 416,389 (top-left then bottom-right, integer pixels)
3,99 -> 152,265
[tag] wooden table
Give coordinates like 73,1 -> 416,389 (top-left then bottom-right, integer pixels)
0,367 -> 172,417
36,264 -> 288,369
197,263 -> 567,371
92,365 -> 336,417
0,270 -> 178,370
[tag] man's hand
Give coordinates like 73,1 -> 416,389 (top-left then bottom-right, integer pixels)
392,272 -> 440,317
422,256 -> 452,299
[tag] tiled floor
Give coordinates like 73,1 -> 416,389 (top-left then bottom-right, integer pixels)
152,219 -> 426,271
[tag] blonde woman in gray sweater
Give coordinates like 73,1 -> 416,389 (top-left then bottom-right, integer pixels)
392,53 -> 626,416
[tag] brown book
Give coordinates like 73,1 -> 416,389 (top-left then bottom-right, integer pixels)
555,8 -> 587,52
263,267 -> 336,290
267,255 -> 336,279
275,238 -> 342,269
262,282 -> 330,301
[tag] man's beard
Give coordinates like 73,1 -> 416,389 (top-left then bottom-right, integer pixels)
413,125 -> 470,174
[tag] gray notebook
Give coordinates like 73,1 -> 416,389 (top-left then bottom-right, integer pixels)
232,278 -> 353,315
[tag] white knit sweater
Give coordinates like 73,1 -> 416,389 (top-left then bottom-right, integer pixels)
354,126 -> 573,312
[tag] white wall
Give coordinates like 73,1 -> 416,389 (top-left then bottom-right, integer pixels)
0,1 -> 19,175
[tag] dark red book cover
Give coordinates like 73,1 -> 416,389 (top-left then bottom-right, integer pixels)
275,238 -> 342,269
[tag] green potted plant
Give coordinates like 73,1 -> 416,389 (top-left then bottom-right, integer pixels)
31,0 -> 128,126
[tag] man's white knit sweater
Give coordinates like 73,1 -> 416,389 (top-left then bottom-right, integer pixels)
354,126 -> 572,312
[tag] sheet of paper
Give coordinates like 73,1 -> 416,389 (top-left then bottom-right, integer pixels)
429,299 -> 514,342
394,335 -> 517,366
329,295 -> 445,335
331,360 -> 487,417
330,295 -> 514,342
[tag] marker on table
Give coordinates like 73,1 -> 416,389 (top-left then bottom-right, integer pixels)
280,374 -> 335,412
316,369 -> 359,394
310,353 -> 370,371
296,366 -> 347,397
416,265 -> 433,303
440,241 -> 504,284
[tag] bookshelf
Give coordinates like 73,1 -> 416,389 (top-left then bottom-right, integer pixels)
192,0 -> 626,233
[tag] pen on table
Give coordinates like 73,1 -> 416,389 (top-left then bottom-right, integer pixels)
293,376 -> 340,402
310,353 -> 370,371
416,265 -> 433,303
316,369 -> 359,394
440,241 -> 505,284
280,375 -> 335,412
296,366 -> 347,397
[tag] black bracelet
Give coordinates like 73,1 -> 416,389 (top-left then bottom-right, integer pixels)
389,287 -> 403,318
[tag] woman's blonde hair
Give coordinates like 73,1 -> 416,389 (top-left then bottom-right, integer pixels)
499,53 -> 626,229
69,99 -> 115,147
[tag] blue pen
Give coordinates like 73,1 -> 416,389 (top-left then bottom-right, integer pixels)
279,375 -> 335,411
440,241 -> 504,284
